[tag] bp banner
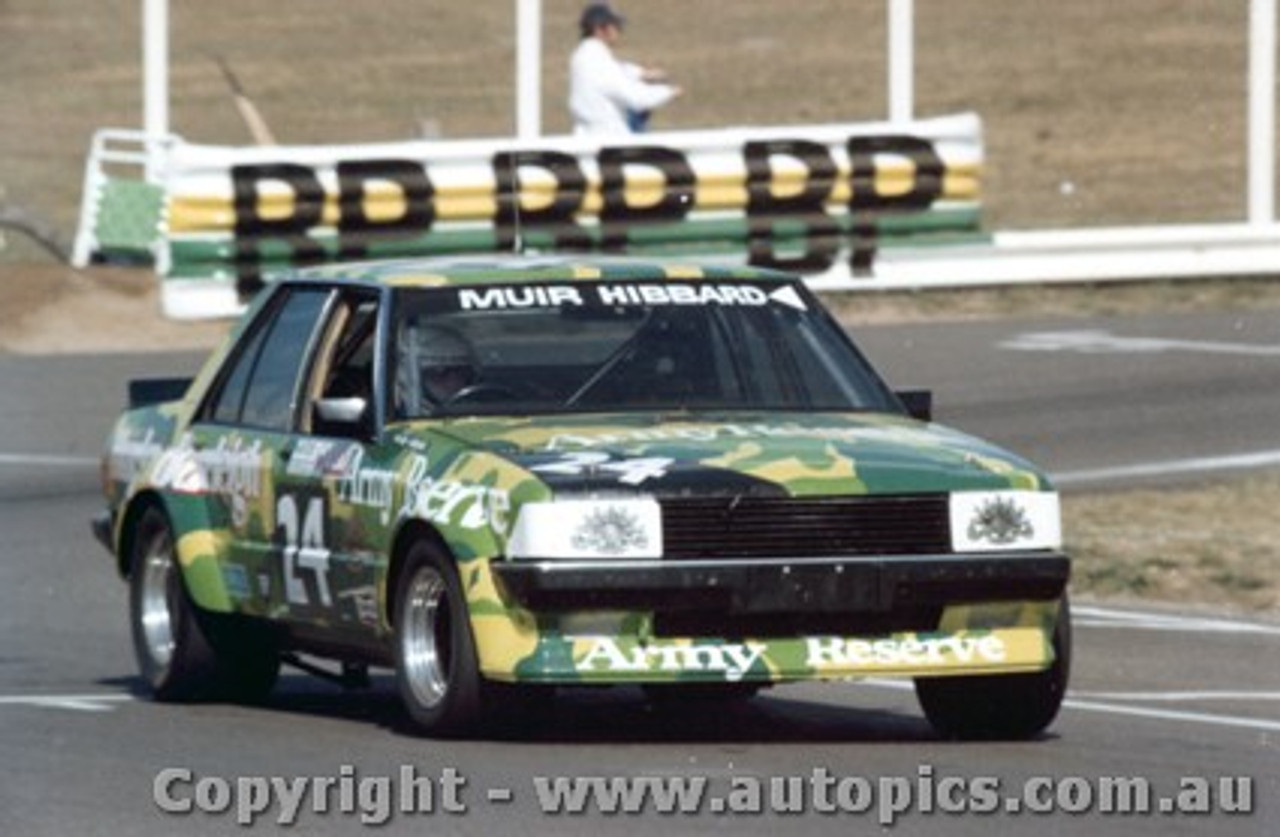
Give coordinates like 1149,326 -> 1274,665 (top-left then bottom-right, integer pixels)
159,113 -> 983,318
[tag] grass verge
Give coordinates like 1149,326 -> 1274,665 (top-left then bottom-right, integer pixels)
1065,473 -> 1280,615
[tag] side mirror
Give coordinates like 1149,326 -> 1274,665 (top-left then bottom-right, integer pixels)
313,396 -> 369,435
896,389 -> 933,422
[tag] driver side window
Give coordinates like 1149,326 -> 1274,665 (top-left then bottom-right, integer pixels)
307,293 -> 379,437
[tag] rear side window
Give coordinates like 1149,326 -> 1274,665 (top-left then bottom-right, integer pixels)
208,322 -> 268,426
205,287 -> 331,431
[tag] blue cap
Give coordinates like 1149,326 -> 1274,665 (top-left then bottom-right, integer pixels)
580,4 -> 625,36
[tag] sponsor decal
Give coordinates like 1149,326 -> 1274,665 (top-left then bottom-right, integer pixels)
949,491 -> 1059,553
459,285 -> 584,310
109,426 -> 163,483
595,284 -> 769,307
221,134 -> 952,290
389,432 -> 429,453
150,434 -> 265,528
967,497 -> 1034,545
334,448 -> 397,524
399,454 -> 510,532
576,639 -> 766,683
337,585 -> 381,627
221,564 -> 251,600
286,439 -> 354,479
457,283 -> 771,311
804,635 -> 1008,668
767,285 -> 808,311
569,506 -> 651,556
546,422 -> 871,450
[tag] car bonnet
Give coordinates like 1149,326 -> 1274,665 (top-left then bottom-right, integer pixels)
408,411 -> 1052,498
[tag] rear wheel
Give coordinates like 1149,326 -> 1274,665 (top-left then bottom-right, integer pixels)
394,542 -> 485,736
128,506 -> 278,702
914,596 -> 1071,740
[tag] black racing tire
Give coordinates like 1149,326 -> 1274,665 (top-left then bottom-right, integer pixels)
914,596 -> 1072,741
393,541 -> 486,737
195,612 -> 281,704
128,506 -> 279,702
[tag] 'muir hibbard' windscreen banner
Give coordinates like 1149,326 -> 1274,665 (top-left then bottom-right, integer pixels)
160,113 -> 983,312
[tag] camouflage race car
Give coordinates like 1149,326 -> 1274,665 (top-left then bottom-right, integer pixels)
94,256 -> 1070,739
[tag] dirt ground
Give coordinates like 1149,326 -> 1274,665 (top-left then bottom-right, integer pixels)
0,0 -> 1266,346
0,264 -> 228,354
0,1 -> 1257,239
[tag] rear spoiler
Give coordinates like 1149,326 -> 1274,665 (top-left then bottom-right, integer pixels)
128,377 -> 193,409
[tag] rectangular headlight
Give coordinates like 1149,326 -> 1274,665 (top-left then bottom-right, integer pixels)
507,499 -> 663,560
949,491 -> 1061,553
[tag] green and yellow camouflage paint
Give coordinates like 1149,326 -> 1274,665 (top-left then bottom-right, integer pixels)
98,258 -> 1068,690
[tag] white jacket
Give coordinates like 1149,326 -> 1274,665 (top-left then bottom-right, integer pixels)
569,38 -> 677,136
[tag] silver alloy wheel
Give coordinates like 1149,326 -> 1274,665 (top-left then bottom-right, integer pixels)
139,528 -> 177,670
401,566 -> 451,709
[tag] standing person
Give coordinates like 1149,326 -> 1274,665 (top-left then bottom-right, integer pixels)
569,3 -> 683,136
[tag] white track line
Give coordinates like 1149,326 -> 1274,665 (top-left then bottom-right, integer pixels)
1060,699 -> 1280,733
863,679 -> 1280,733
1070,690 -> 1280,702
1072,605 -> 1280,636
0,693 -> 135,712
1054,449 -> 1280,485
1001,330 -> 1280,357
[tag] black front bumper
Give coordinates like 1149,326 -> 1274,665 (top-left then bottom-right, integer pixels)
491,553 -> 1070,616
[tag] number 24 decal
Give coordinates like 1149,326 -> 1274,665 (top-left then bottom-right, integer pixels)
277,493 -> 332,607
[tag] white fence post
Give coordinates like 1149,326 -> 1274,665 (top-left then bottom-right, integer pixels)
888,0 -> 914,123
516,0 -> 543,139
142,0 -> 169,182
1249,0 -> 1276,225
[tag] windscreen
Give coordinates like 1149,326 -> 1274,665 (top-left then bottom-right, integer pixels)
390,280 -> 897,419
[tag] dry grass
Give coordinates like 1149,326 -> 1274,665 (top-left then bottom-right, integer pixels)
1065,475 -> 1280,613
0,0 -> 1257,239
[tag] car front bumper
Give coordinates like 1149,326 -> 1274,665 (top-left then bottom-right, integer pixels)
491,552 -> 1069,616
477,552 -> 1069,684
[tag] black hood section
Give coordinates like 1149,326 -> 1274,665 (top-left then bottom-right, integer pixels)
513,453 -> 789,499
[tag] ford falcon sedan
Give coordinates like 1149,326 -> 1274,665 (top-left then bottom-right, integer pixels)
94,256 -> 1070,739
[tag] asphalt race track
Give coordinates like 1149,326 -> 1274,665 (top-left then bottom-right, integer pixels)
0,309 -> 1277,835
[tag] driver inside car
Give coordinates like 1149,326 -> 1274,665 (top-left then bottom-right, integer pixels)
398,322 -> 480,413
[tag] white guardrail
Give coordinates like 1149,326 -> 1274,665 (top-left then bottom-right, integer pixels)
70,118 -> 1280,321
803,222 -> 1280,292
156,222 -> 1280,319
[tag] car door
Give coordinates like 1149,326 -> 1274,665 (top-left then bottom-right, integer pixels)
193,284 -> 334,621
271,289 -> 391,641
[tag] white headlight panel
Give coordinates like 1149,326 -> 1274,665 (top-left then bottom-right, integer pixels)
508,499 -> 663,560
949,491 -> 1061,553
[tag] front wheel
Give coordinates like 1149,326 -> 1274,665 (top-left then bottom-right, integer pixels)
393,542 -> 485,737
914,596 -> 1072,741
